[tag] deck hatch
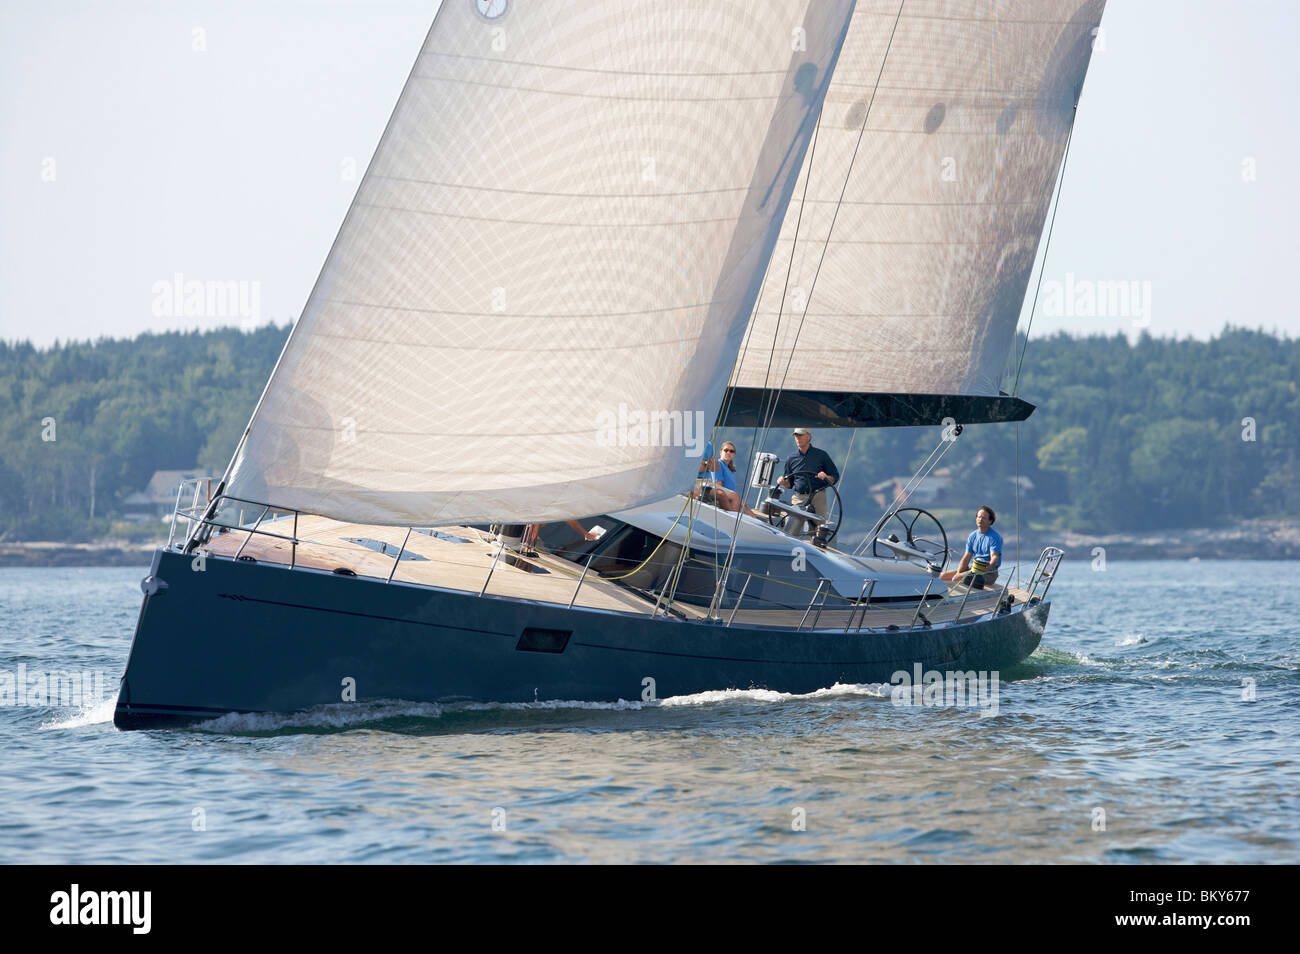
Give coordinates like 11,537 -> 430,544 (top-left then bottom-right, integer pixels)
342,536 -> 429,560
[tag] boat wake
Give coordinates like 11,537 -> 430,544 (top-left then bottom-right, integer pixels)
181,683 -> 895,734
1028,646 -> 1114,667
195,697 -> 652,734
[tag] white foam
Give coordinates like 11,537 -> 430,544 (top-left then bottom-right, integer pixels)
1025,611 -> 1047,638
195,696 -> 652,732
1071,651 -> 1117,666
453,698 -> 648,713
660,688 -> 789,706
41,682 -> 894,735
199,699 -> 446,733
660,682 -> 890,707
176,684 -> 893,732
1116,634 -> 1148,647
40,693 -> 118,730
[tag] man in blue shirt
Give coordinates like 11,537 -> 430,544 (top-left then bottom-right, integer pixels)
940,505 -> 1003,587
777,428 -> 839,537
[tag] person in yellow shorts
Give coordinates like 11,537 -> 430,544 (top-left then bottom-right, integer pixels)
939,505 -> 1002,588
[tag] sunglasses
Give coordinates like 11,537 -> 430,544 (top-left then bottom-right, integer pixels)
721,448 -> 736,453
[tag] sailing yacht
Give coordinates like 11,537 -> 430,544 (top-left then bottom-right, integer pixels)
114,0 -> 1104,729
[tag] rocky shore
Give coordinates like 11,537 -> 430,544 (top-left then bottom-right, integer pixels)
1018,518 -> 1300,562
0,539 -> 161,568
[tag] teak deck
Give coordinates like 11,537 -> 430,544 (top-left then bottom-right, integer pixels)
205,514 -> 1028,630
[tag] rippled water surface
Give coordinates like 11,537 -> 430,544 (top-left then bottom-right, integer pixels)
1,560 -> 1296,863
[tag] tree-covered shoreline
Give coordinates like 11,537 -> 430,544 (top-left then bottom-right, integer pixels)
0,327 -> 283,540
0,325 -> 1295,542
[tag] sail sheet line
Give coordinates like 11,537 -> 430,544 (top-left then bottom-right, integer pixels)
851,427 -> 961,556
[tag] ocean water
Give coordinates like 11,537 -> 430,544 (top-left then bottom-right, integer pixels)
1,560 -> 1296,864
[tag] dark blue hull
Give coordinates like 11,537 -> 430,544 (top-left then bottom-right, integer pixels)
113,548 -> 1048,729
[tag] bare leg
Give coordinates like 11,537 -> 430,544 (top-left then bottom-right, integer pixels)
940,568 -> 997,586
940,557 -> 969,582
717,488 -> 759,518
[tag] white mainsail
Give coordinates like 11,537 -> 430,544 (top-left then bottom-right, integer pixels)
732,0 -> 1106,400
224,0 -> 856,526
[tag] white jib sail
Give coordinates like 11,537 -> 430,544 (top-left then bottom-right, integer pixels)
732,0 -> 1106,399
225,0 -> 856,526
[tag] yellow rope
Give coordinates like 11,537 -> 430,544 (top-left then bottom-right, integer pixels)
477,499 -> 696,582
598,493 -> 695,581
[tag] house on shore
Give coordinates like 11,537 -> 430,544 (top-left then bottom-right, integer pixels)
122,469 -> 206,522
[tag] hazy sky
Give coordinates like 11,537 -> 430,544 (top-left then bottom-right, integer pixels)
1,0 -> 1296,347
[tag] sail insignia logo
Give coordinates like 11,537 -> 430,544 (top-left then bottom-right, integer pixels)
49,885 -> 151,934
473,0 -> 508,20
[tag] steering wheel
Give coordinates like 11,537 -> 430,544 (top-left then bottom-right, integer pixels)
766,482 -> 843,545
871,507 -> 949,569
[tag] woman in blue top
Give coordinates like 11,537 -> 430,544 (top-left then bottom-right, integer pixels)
939,505 -> 1002,587
698,441 -> 757,516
